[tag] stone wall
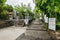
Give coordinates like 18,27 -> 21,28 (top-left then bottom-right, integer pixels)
0,20 -> 13,28
48,30 -> 57,40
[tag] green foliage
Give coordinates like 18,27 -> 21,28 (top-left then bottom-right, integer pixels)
33,7 -> 42,18
4,5 -> 13,12
15,4 -> 34,19
0,0 -> 13,20
0,0 -> 6,3
0,0 -> 6,13
34,0 -> 60,30
34,0 -> 48,11
34,0 -> 60,16
15,5 -> 26,19
0,10 -> 9,20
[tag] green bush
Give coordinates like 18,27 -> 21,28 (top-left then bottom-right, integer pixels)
0,10 -> 9,20
56,22 -> 60,30
56,25 -> 60,30
56,13 -> 60,30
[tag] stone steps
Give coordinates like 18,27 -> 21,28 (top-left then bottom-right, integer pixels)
31,22 -> 43,25
31,20 -> 43,25
25,30 -> 51,40
27,25 -> 46,31
16,19 -> 52,40
16,30 -> 52,40
29,25 -> 44,27
16,33 -> 36,40
27,28 -> 46,31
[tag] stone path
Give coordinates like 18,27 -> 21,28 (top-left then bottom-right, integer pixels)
16,19 -> 52,40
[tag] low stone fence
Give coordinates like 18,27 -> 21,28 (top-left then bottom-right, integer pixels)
56,30 -> 60,40
0,19 -> 34,28
15,19 -> 33,27
48,29 -> 60,40
48,30 -> 58,40
0,20 -> 13,28
16,19 -> 24,27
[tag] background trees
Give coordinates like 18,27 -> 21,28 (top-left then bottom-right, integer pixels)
33,7 -> 42,18
0,0 -> 6,13
0,0 -> 13,20
0,0 -> 8,20
15,3 -> 34,19
34,0 -> 60,17
4,5 -> 13,12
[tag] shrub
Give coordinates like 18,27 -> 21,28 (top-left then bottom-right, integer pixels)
0,10 -> 9,20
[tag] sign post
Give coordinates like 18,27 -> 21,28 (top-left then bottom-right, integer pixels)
49,18 -> 56,31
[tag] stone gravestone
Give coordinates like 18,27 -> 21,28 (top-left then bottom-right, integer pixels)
24,19 -> 29,25
24,15 -> 29,26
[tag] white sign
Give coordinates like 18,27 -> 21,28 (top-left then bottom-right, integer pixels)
49,18 -> 56,31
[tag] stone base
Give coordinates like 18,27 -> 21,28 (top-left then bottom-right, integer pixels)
48,30 -> 57,40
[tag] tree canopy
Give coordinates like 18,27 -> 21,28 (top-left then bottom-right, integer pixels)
0,0 -> 6,13
14,3 -> 34,19
0,0 -> 13,20
4,4 -> 13,12
34,0 -> 60,17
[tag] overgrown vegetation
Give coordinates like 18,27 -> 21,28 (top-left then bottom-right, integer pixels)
34,0 -> 60,30
0,0 -> 13,20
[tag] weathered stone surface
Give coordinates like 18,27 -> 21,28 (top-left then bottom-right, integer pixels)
16,33 -> 36,40
27,25 -> 46,31
16,19 -> 52,40
25,30 -> 51,39
16,33 -> 52,40
30,19 -> 41,25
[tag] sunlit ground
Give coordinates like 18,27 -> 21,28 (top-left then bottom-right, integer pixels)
0,26 -> 26,40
